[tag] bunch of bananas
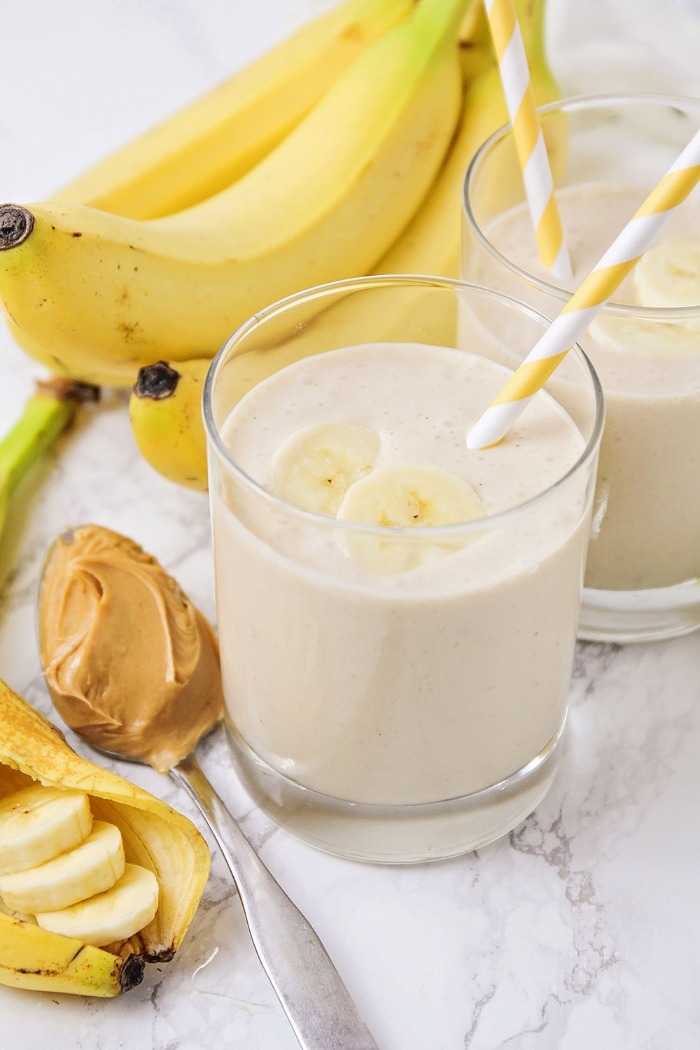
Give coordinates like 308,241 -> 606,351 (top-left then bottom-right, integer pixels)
0,679 -> 209,996
0,0 -> 560,491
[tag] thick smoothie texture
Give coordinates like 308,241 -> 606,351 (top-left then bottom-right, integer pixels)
473,183 -> 700,591
212,342 -> 592,808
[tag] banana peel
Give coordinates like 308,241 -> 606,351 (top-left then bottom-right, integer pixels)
0,678 -> 210,996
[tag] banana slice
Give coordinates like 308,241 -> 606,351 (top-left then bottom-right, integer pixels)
0,785 -> 92,876
634,238 -> 700,310
273,422 -> 381,515
35,863 -> 159,948
0,820 -> 125,915
337,463 -> 486,573
588,313 -> 700,356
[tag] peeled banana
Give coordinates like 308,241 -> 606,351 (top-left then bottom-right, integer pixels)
0,819 -> 125,915
0,678 -> 209,996
55,0 -> 415,219
0,0 -> 466,387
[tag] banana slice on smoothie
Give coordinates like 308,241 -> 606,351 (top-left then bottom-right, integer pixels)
634,237 -> 700,310
337,463 -> 486,573
589,238 -> 700,353
588,313 -> 700,355
273,422 -> 380,515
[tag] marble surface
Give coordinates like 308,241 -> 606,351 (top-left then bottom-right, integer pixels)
1,1 -> 700,1048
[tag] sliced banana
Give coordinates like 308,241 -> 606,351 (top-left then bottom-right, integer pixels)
273,422 -> 381,515
588,313 -> 700,356
0,785 -> 92,876
337,463 -> 486,573
0,820 -> 125,915
634,238 -> 700,310
35,862 -> 159,948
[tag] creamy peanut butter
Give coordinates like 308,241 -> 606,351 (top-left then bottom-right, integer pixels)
38,524 -> 223,772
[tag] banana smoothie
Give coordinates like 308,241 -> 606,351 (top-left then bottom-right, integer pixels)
210,338 -> 596,857
462,94 -> 700,641
472,183 -> 700,593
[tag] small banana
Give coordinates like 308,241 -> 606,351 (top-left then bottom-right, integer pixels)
0,679 -> 209,996
0,0 -> 465,387
129,359 -> 210,492
337,463 -> 486,572
272,422 -> 381,515
56,0 -> 416,219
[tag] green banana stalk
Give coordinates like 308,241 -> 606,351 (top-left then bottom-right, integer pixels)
0,378 -> 98,544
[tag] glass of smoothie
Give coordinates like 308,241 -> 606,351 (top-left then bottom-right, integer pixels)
203,275 -> 603,863
462,94 -> 700,643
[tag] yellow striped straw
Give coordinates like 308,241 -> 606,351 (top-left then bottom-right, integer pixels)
467,125 -> 700,450
483,0 -> 572,283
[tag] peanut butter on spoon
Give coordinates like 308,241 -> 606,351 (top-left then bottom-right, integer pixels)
38,524 -> 224,772
37,523 -> 379,1049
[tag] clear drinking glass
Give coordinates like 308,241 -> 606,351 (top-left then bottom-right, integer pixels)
463,94 -> 700,643
204,275 -> 603,863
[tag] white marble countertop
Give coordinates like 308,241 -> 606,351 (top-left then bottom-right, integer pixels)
1,2 -> 700,1048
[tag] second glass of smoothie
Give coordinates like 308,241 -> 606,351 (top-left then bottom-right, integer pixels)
204,276 -> 603,863
463,94 -> 700,643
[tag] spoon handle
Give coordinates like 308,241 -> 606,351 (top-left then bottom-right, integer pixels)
170,753 -> 380,1050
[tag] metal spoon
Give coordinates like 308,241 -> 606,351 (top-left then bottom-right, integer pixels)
94,728 -> 379,1050
37,533 -> 380,1050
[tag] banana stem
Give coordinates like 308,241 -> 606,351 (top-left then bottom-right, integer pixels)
0,378 -> 98,503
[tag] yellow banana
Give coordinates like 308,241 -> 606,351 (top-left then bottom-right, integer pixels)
125,0 -> 560,493
199,0 -> 560,384
129,359 -> 210,492
458,0 -> 497,85
0,0 -> 466,388
377,0 -> 560,280
55,0 -> 415,220
0,679 -> 209,996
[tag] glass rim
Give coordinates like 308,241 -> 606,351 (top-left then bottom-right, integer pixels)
202,274 -> 605,540
462,91 -> 700,318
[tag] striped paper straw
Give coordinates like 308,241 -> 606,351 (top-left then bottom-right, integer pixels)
483,0 -> 572,283
467,125 -> 700,450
